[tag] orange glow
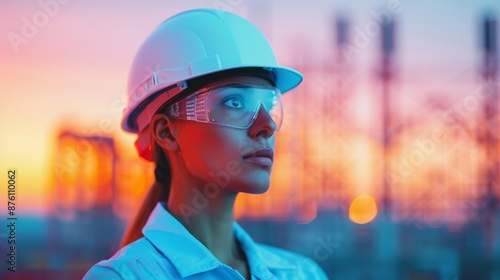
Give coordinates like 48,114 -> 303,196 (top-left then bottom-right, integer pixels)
349,194 -> 378,224
0,1 -> 496,230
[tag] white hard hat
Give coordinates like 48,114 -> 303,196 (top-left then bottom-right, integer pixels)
122,8 -> 303,160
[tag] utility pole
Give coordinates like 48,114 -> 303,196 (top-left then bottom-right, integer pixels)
381,19 -> 395,218
480,13 -> 498,256
329,15 -> 349,210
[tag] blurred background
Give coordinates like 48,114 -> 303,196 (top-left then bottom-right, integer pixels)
1,0 -> 500,279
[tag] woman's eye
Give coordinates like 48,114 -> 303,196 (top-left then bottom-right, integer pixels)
223,97 -> 244,108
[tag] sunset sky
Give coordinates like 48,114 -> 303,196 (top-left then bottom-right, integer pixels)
1,0 -> 499,215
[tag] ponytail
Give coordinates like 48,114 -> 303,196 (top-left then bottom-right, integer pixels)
119,140 -> 171,248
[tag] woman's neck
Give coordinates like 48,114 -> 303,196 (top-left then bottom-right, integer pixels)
167,175 -> 243,265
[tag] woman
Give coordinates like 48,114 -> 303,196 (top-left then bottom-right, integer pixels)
84,8 -> 328,280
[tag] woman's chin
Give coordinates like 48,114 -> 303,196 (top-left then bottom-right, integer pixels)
247,188 -> 269,195
238,182 -> 270,194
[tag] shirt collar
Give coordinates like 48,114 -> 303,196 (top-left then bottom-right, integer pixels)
142,202 -> 219,278
142,202 -> 295,279
232,222 -> 297,278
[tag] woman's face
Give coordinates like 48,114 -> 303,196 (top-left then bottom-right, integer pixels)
170,76 -> 277,195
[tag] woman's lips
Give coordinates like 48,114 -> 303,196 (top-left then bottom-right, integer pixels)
243,157 -> 273,167
242,148 -> 274,167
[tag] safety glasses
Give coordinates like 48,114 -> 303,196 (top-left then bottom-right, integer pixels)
167,82 -> 283,131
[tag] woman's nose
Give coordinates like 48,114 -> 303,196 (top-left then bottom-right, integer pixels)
249,104 -> 277,138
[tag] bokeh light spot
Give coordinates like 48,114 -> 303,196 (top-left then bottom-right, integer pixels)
349,194 -> 378,224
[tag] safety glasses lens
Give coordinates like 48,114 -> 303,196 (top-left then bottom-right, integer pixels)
206,86 -> 282,128
168,84 -> 283,130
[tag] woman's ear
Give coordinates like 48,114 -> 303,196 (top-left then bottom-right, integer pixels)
151,114 -> 180,152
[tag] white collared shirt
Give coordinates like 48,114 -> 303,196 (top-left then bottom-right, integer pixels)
84,202 -> 328,279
